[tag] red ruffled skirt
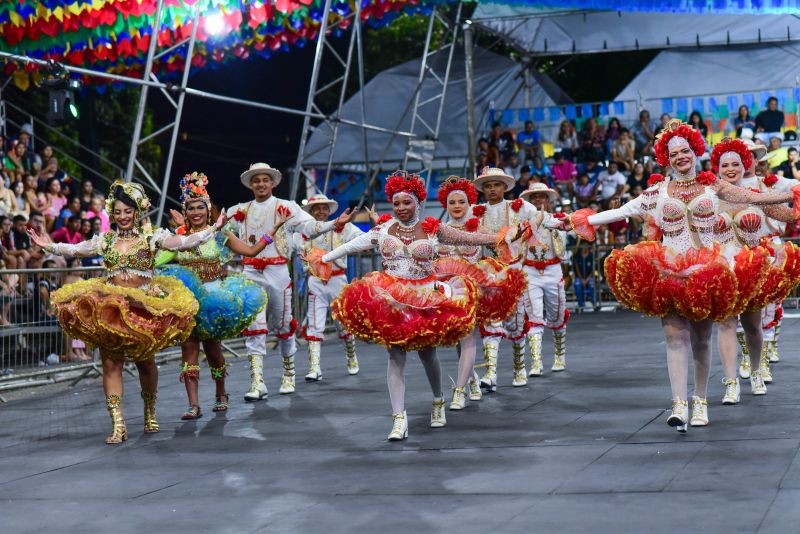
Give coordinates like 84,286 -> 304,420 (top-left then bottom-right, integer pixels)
433,257 -> 526,323
747,241 -> 800,311
604,242 -> 768,322
331,271 -> 478,351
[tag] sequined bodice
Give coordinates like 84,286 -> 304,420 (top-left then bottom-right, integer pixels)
101,233 -> 157,278
176,235 -> 225,282
380,234 -> 436,279
641,182 -> 717,253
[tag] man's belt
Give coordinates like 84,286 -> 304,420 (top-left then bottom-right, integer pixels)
243,257 -> 289,270
330,269 -> 346,277
523,258 -> 561,270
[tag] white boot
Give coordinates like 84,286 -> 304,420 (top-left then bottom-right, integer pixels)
449,387 -> 466,410
279,355 -> 296,394
666,398 -> 688,433
721,377 -> 740,405
552,331 -> 566,371
468,372 -> 483,401
528,332 -> 543,377
690,396 -> 709,427
511,342 -> 528,387
305,341 -> 322,381
344,337 -> 359,375
430,398 -> 446,428
244,354 -> 268,402
388,411 -> 408,441
737,331 -> 751,379
480,339 -> 498,391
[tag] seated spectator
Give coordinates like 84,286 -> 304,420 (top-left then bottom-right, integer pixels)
572,242 -> 596,310
530,156 -> 551,179
767,136 -> 789,171
508,165 -> 532,199
611,128 -> 636,172
23,174 -> 46,214
3,141 -> 33,183
689,110 -> 709,139
701,159 -> 713,173
556,120 -> 578,161
9,214 -> 33,268
574,173 -> 598,208
39,146 -> 56,181
579,117 -> 605,162
86,196 -> 110,232
11,180 -> 29,218
0,177 -> 15,217
43,177 -> 67,232
1,215 -> 28,270
734,105 -> 756,138
577,157 -> 605,185
55,196 -> 82,230
504,153 -> 521,182
79,179 -> 98,212
655,113 -> 672,139
51,215 -> 83,245
631,109 -> 657,158
755,97 -> 785,143
489,121 -> 517,163
604,117 -> 622,159
775,147 -> 800,179
597,162 -> 626,207
551,152 -> 578,198
81,216 -> 104,267
627,162 -> 649,194
516,120 -> 542,162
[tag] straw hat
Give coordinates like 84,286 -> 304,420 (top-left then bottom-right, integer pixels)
520,182 -> 558,203
473,166 -> 515,191
741,139 -> 768,162
302,193 -> 338,214
240,162 -> 282,189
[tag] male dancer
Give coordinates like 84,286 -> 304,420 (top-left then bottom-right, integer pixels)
519,183 -> 569,376
296,193 -> 364,380
228,163 -> 354,400
472,166 -> 538,389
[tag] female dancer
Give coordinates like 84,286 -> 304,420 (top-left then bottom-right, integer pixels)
28,180 -> 225,444
550,120 -> 800,432
712,140 -> 800,401
432,176 -> 527,410
158,172 -> 269,419
310,171 -> 524,440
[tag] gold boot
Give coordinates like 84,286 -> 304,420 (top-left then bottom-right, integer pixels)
305,341 -> 322,381
141,390 -> 159,433
737,331 -> 750,379
344,337 -> 359,375
552,331 -> 566,371
279,355 -> 296,394
244,354 -> 268,401
511,342 -> 527,387
528,332 -> 543,377
105,394 -> 127,445
768,339 -> 780,363
480,340 -> 498,391
760,347 -> 773,384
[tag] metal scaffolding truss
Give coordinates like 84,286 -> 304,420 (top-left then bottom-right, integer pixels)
292,2 -> 464,208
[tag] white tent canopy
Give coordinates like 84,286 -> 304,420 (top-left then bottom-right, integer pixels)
303,47 -> 572,169
471,4 -> 800,56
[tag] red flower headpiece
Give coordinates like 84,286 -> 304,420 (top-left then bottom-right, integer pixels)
647,173 -> 664,187
710,138 -> 753,172
436,175 -> 478,208
654,119 -> 706,167
385,170 -> 427,203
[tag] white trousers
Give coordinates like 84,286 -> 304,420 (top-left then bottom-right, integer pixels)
242,264 -> 297,358
522,263 -> 568,335
305,274 -> 351,340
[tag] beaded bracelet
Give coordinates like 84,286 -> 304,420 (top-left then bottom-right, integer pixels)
260,234 -> 273,245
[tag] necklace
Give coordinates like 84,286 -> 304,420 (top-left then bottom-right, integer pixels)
117,228 -> 140,239
670,178 -> 702,204
395,220 -> 418,245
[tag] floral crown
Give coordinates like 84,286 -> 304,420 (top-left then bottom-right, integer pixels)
653,119 -> 706,167
180,172 -> 211,206
710,137 -> 753,173
105,179 -> 151,218
436,175 -> 478,208
385,170 -> 427,202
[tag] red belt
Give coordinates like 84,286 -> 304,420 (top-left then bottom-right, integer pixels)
244,257 -> 288,270
330,269 -> 346,277
523,258 -> 561,270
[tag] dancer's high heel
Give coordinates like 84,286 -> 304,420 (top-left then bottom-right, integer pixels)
105,394 -> 128,445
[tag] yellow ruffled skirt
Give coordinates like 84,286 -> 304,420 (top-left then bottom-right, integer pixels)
51,276 -> 199,362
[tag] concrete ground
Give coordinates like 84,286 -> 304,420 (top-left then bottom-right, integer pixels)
2,311 -> 799,534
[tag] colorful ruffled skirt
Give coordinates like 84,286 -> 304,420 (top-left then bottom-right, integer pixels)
433,257 -> 526,323
331,271 -> 479,351
158,265 -> 267,341
604,242 -> 770,322
51,276 -> 198,362
746,241 -> 800,311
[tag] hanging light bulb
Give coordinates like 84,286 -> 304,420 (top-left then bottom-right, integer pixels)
204,13 -> 226,36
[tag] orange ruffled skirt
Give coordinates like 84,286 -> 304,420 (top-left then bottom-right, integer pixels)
331,271 -> 479,351
604,242 -> 769,322
51,276 -> 199,362
746,241 -> 800,311
433,257 -> 526,323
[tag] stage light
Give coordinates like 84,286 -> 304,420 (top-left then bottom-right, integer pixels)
204,14 -> 225,36
67,98 -> 79,119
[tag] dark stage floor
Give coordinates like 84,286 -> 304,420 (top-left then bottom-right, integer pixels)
2,311 -> 799,533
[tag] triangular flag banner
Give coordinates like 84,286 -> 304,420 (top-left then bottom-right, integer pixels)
661,98 -> 673,114
727,95 -> 738,111
518,108 -> 529,122
613,101 -> 624,114
676,98 -> 688,115
760,91 -> 772,106
549,107 -> 561,121
599,102 -> 609,116
708,97 -> 718,114
744,94 -> 755,108
691,97 -> 704,114
502,109 -> 514,125
580,103 -> 593,118
565,105 -> 577,120
533,107 -> 545,121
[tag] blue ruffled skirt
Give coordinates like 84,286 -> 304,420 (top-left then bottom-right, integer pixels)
158,265 -> 267,341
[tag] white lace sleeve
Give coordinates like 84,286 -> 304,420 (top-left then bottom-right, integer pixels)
437,224 -> 497,246
322,230 -> 375,263
587,195 -> 646,226
46,234 -> 102,257
284,202 -> 336,238
153,226 -> 216,251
